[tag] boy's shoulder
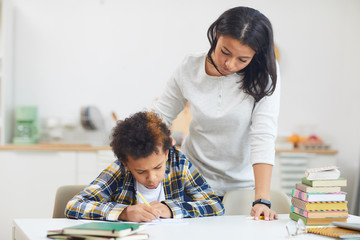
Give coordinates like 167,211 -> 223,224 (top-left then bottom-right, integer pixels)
167,146 -> 189,168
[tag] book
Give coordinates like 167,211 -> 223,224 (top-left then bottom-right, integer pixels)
289,212 -> 347,226
295,183 -> 341,193
63,222 -> 147,238
307,226 -> 360,238
305,166 -> 340,180
292,188 -> 346,202
291,197 -> 348,211
301,177 -> 347,187
290,206 -> 348,218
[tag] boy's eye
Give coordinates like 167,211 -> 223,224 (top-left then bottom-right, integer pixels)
137,171 -> 145,174
221,49 -> 230,55
155,166 -> 162,170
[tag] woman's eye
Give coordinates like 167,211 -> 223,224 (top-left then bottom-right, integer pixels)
221,49 -> 230,55
239,59 -> 247,63
137,171 -> 145,174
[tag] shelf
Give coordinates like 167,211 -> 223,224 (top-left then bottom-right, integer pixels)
276,148 -> 338,155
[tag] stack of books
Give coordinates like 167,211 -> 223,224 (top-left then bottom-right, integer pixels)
289,166 -> 349,225
47,222 -> 149,240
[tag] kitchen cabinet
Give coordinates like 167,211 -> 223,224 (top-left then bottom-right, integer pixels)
271,149 -> 338,196
0,148 -> 115,240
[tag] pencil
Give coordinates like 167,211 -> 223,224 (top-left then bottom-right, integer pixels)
246,216 -> 265,220
137,192 -> 151,207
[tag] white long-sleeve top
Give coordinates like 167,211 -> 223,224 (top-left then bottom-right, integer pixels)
152,52 -> 280,196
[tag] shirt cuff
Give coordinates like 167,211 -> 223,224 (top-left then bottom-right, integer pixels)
162,200 -> 184,219
106,204 -> 128,221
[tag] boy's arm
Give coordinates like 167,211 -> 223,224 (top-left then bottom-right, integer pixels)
65,161 -> 130,221
163,159 -> 225,218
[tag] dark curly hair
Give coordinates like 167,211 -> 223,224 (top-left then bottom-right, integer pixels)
110,111 -> 172,162
207,6 -> 277,102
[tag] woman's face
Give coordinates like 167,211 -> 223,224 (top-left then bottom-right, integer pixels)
209,35 -> 256,76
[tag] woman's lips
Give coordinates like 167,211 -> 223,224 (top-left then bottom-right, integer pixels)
219,66 -> 232,75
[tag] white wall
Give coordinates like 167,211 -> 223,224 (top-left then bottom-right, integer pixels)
271,1 -> 360,211
3,0 -> 360,211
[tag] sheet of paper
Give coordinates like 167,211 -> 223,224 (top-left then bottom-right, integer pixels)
122,218 -> 188,225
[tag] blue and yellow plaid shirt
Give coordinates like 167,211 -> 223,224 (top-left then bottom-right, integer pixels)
65,146 -> 224,220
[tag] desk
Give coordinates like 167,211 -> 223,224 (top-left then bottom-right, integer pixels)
13,214 -> 360,240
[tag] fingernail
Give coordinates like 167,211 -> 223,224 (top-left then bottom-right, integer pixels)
265,217 -> 269,221
255,217 -> 258,220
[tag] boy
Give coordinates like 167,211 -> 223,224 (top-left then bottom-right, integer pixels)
65,111 -> 224,222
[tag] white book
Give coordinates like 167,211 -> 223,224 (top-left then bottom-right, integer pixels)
305,166 -> 340,180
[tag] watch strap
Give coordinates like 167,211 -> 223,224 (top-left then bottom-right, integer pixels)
252,199 -> 271,209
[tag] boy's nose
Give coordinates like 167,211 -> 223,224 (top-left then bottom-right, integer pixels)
147,172 -> 156,182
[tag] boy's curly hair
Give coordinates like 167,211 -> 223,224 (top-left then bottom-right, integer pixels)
110,111 -> 172,162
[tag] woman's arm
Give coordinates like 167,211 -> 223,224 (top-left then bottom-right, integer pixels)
249,63 -> 281,220
251,163 -> 278,220
152,66 -> 187,127
253,163 -> 272,201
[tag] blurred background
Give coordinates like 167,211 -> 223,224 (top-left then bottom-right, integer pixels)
0,0 -> 360,239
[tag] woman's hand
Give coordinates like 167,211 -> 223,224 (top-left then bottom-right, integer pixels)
251,204 -> 278,221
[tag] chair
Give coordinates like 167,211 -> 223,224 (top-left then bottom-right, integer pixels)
52,185 -> 87,218
222,189 -> 291,215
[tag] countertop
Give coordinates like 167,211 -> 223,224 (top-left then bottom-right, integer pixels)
0,143 -> 337,154
0,143 -> 111,151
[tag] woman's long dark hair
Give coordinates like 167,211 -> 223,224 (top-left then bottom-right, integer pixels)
207,6 -> 277,102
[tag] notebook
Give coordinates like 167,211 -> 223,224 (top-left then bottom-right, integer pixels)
307,226 -> 360,239
332,222 -> 360,231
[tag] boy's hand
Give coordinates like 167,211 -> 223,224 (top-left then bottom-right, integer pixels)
119,204 -> 160,222
150,201 -> 172,218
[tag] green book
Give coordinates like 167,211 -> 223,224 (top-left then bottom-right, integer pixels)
301,177 -> 347,187
63,222 -> 146,238
289,211 -> 347,226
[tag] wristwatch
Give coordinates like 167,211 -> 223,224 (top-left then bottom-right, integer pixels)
252,199 -> 271,209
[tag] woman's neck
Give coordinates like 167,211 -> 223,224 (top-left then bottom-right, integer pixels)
205,54 -> 222,77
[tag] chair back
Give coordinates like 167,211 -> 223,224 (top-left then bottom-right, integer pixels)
53,185 -> 86,218
222,189 -> 291,215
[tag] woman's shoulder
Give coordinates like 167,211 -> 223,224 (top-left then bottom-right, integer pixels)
173,52 -> 207,81
179,52 -> 206,69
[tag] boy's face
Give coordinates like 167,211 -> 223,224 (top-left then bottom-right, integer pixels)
124,148 -> 168,189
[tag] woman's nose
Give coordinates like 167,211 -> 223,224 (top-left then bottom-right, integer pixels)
225,58 -> 234,69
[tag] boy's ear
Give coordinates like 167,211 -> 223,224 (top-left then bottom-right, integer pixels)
120,160 -> 128,169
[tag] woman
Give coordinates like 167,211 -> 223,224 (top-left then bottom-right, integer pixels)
152,6 -> 280,220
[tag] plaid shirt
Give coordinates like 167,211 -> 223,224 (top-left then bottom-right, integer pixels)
65,146 -> 224,220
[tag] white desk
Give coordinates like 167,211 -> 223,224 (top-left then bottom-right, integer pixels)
13,214 -> 360,240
